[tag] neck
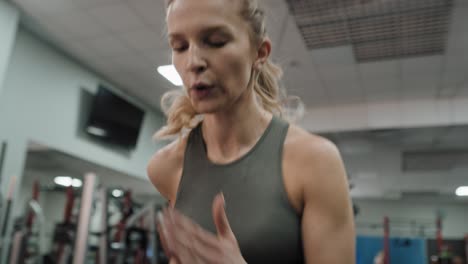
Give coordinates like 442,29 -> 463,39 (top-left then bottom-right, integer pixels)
201,93 -> 272,163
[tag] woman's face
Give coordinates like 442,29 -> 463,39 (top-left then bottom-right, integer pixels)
166,0 -> 257,113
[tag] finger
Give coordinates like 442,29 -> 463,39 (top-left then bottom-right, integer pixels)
157,212 -> 174,256
168,220 -> 222,264
212,193 -> 234,239
168,209 -> 221,251
162,209 -> 193,263
168,258 -> 180,264
156,223 -> 172,259
165,209 -> 225,263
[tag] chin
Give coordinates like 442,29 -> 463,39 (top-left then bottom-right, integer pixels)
192,100 -> 225,114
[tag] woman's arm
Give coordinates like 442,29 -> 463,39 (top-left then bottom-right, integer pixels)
299,137 -> 356,263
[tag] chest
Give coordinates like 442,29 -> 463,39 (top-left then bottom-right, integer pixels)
175,160 -> 304,263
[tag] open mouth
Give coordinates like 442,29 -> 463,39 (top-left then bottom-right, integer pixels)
192,84 -> 214,98
194,84 -> 213,91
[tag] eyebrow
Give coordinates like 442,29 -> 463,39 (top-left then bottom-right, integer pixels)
168,25 -> 231,40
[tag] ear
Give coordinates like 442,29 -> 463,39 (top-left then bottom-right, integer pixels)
254,37 -> 271,70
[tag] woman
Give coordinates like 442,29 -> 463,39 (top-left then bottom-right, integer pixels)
147,0 -> 355,263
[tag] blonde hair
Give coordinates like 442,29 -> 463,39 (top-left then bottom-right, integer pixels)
155,0 -> 302,139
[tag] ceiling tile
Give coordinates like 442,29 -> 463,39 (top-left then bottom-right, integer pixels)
74,0 -> 123,10
309,46 -> 355,67
402,75 -> 438,90
43,10 -> 110,39
117,28 -> 166,53
317,64 -> 360,82
141,50 -> 172,67
82,35 -> 131,57
283,66 -> 319,88
362,76 -> 400,93
456,87 -> 468,96
402,88 -> 437,100
441,65 -> 467,88
60,40 -> 101,63
128,0 -> 166,26
327,80 -> 364,105
87,3 -> 146,33
291,81 -> 329,108
359,60 -> 399,80
401,56 -> 444,76
276,15 -> 309,58
366,87 -> 398,102
14,0 -> 79,14
449,5 -> 468,34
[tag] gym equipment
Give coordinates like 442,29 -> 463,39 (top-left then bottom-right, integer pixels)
97,187 -> 108,264
384,216 -> 390,264
357,216 -> 439,264
8,181 -> 46,264
115,201 -> 160,264
465,235 -> 468,264
48,186 -> 77,264
436,216 -> 443,255
0,176 -> 16,260
73,173 -> 97,264
2,171 -> 165,264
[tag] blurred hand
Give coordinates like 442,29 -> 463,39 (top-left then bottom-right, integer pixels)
157,193 -> 246,264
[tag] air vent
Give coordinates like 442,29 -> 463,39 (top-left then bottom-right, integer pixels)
285,0 -> 454,62
402,149 -> 468,171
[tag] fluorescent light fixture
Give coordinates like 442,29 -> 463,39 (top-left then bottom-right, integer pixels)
54,176 -> 72,187
455,186 -> 468,196
54,176 -> 82,188
71,178 -> 82,188
112,189 -> 124,198
87,126 -> 107,137
157,65 -> 183,86
111,242 -> 123,249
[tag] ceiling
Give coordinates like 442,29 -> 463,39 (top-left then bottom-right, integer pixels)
321,125 -> 468,200
8,0 -> 468,201
23,141 -> 156,196
9,0 -> 468,112
286,0 -> 454,62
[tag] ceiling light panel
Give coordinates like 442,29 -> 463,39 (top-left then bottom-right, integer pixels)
285,0 -> 454,62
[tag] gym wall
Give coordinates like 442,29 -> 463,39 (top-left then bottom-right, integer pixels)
0,1 -> 18,100
0,27 -> 166,188
0,10 -> 167,254
355,199 -> 468,239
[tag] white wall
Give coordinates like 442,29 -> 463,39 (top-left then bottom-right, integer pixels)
354,199 -> 468,239
0,27 -> 166,191
0,26 -> 167,260
0,1 -> 18,98
302,98 -> 468,133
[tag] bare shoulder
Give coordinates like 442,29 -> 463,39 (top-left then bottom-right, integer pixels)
146,136 -> 188,203
284,124 -> 341,167
283,124 -> 347,201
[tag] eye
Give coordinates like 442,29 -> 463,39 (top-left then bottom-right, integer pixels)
170,40 -> 188,53
209,40 -> 227,48
206,34 -> 228,48
172,46 -> 187,52
173,45 -> 188,52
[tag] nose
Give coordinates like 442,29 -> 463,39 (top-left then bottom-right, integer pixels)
186,45 -> 207,74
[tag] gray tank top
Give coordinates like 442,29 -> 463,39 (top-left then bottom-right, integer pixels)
175,116 -> 304,263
